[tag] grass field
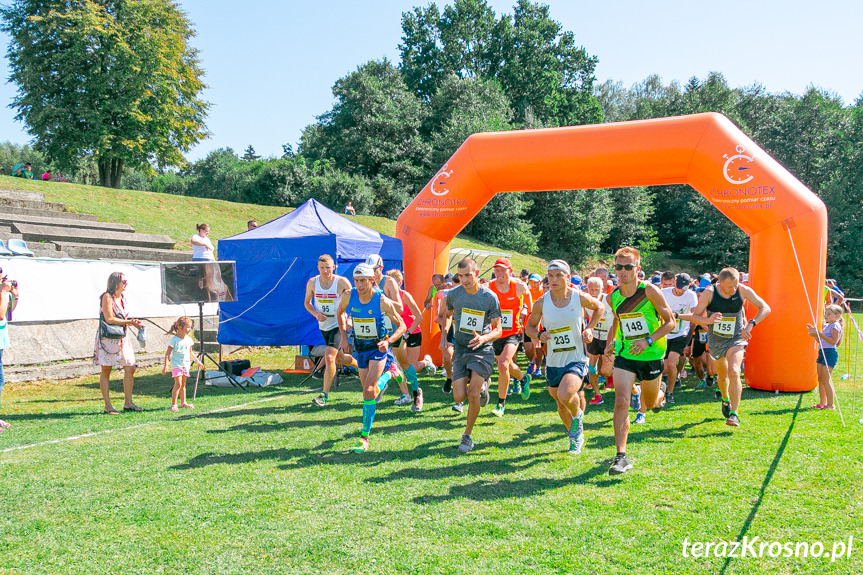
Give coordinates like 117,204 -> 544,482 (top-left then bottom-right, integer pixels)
2,318 -> 863,575
0,175 -> 548,274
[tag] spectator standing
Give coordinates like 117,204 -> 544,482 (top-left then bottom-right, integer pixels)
191,223 -> 215,261
0,278 -> 19,431
94,272 -> 143,414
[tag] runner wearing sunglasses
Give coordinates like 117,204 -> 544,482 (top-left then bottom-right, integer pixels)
603,247 -> 676,475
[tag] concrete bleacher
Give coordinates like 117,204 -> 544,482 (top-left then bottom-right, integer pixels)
0,188 -> 193,261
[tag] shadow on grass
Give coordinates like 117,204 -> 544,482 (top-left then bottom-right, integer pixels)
718,394 -> 803,575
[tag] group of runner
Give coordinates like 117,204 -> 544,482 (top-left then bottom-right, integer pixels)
305,248 -> 772,475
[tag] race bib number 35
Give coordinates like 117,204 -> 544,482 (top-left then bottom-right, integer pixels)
549,326 -> 576,354
353,317 -> 378,339
714,316 -> 736,338
619,312 -> 649,340
459,308 -> 485,334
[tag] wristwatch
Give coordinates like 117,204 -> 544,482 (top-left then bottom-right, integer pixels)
645,336 -> 654,346
748,320 -> 756,327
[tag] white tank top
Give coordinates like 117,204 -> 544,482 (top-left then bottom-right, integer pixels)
591,293 -> 615,342
541,288 -> 587,367
314,275 -> 342,331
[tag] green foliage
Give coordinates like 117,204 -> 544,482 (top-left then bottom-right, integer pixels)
463,192 -> 537,254
0,141 -> 49,177
301,59 -> 431,199
149,172 -> 190,196
604,186 -> 655,253
1,0 -> 209,188
527,188 -> 612,264
242,145 -> 261,162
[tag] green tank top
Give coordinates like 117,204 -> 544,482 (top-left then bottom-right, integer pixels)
610,281 -> 667,361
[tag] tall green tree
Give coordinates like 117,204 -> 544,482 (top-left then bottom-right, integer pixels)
299,58 -> 430,198
1,0 -> 209,188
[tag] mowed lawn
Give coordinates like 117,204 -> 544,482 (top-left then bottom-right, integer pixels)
2,327 -> 863,575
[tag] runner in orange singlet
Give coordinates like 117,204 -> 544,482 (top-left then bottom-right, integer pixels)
489,258 -> 532,417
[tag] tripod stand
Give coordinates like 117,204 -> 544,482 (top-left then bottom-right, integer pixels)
192,301 -> 245,400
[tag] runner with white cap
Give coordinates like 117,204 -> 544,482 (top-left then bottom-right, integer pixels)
525,259 -> 604,455
659,273 -> 698,406
336,263 -> 406,453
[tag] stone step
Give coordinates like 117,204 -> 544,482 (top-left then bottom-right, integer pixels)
53,241 -> 192,262
4,353 -> 166,383
13,223 -> 174,249
0,205 -> 98,221
0,197 -> 65,211
22,241 -> 65,257
0,189 -> 45,202
0,212 -> 133,233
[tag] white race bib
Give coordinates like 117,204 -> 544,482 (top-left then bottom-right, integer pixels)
316,298 -> 335,318
549,326 -> 577,354
384,315 -> 393,333
353,317 -> 378,339
714,316 -> 736,338
619,312 -> 649,340
698,331 -> 708,344
593,316 -> 609,338
501,309 -> 514,330
459,308 -> 485,334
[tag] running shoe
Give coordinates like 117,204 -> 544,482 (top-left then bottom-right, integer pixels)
375,380 -> 388,403
394,393 -> 411,406
411,388 -> 424,413
452,402 -> 464,413
353,437 -> 369,453
443,378 -> 452,394
492,403 -> 506,418
520,374 -> 531,400
568,435 -> 585,455
721,401 -> 731,419
457,433 -> 474,453
423,355 -> 437,376
630,391 -> 641,411
634,412 -> 646,424
535,368 -> 543,379
588,394 -> 604,406
609,453 -> 633,475
312,393 -> 328,407
652,381 -> 667,413
666,392 -> 675,405
714,389 -> 723,400
695,379 -> 707,390
680,368 -> 688,379
707,376 -> 716,387
479,381 -> 490,407
527,360 -> 536,377
726,413 -> 740,427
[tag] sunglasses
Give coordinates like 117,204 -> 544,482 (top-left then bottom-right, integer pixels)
614,264 -> 636,271
121,279 -> 128,285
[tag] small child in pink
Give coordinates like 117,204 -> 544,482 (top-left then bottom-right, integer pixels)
163,317 -> 203,412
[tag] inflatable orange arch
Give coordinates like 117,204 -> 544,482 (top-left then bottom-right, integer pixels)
396,112 -> 827,392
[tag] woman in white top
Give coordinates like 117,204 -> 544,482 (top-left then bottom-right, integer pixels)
191,223 -> 215,261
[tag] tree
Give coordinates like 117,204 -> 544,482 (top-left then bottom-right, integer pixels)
300,59 -> 430,196
242,145 -> 261,161
1,0 -> 209,188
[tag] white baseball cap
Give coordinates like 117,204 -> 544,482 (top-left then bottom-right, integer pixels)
353,264 -> 375,278
365,254 -> 383,268
547,259 -> 571,275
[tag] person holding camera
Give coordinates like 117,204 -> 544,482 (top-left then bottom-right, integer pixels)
0,277 -> 19,431
94,272 -> 143,414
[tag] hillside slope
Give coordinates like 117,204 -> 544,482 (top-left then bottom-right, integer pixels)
0,175 -> 547,274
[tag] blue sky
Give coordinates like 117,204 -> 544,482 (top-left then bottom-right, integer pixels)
1,0 -> 861,162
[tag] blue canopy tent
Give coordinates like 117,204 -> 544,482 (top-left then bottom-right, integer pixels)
217,199 -> 403,346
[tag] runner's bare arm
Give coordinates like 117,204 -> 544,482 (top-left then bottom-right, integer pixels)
304,278 -> 326,322
740,284 -> 770,340
336,294 -> 351,353
678,288 -> 720,325
384,277 -> 403,314
603,316 -> 618,355
423,285 -> 435,309
645,283 -> 677,340
524,297 -> 544,340
580,292 -> 604,331
381,296 -> 406,345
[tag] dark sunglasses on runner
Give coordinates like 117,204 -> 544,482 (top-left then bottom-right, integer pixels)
614,264 -> 636,271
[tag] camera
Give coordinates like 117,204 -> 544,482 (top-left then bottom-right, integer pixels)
0,267 -> 16,288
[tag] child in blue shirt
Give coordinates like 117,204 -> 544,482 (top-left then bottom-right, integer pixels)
163,317 -> 203,412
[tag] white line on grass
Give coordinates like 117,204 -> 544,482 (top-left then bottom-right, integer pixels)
0,392 -> 293,454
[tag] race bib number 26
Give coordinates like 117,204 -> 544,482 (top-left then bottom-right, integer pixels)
459,308 -> 485,334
